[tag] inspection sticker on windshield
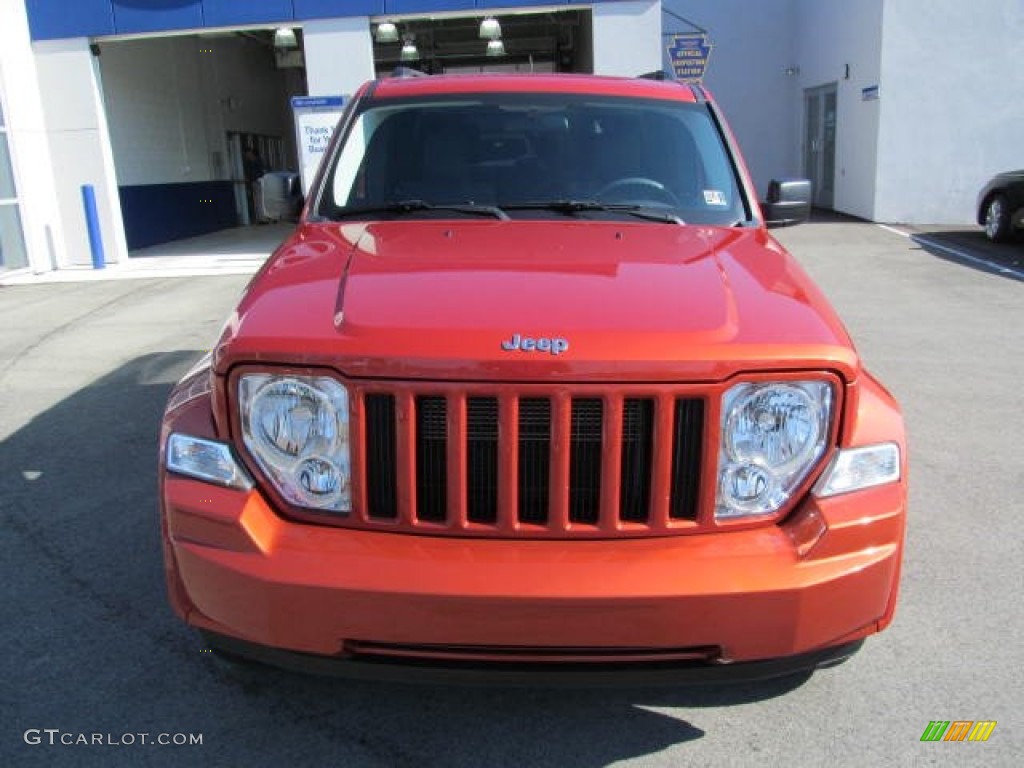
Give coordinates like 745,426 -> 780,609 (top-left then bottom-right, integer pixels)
704,190 -> 728,206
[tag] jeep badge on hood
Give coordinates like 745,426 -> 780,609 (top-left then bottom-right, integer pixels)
501,334 -> 570,355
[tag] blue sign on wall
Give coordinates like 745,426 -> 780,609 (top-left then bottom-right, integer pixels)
666,32 -> 713,83
291,96 -> 345,110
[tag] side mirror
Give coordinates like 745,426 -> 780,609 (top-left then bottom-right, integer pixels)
762,178 -> 812,228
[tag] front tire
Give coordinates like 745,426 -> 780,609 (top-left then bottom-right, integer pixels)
984,194 -> 1013,242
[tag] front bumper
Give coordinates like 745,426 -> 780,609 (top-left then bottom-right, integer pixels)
162,467 -> 904,674
201,628 -> 865,686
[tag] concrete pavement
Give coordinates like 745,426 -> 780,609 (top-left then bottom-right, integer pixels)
1,217 -> 1021,767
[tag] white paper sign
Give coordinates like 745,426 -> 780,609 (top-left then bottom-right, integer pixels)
292,96 -> 346,195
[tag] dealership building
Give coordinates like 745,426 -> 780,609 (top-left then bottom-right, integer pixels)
0,0 -> 1020,275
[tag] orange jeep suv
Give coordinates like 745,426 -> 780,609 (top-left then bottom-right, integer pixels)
160,73 -> 907,683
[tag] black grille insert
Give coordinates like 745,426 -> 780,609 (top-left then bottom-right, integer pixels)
466,397 -> 499,524
364,394 -> 397,519
670,398 -> 704,520
569,398 -> 603,524
517,398 -> 551,524
415,396 -> 448,522
620,398 -> 655,522
358,390 -> 706,534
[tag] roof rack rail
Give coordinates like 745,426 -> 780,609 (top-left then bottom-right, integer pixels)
390,66 -> 430,79
688,83 -> 708,102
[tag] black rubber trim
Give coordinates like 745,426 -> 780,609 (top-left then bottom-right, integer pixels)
201,630 -> 864,688
704,97 -> 759,224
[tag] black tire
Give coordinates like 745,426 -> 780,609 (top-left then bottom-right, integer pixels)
984,193 -> 1013,242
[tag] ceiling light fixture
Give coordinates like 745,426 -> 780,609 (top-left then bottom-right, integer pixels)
401,37 -> 419,62
375,22 -> 399,43
479,17 -> 501,40
486,39 -> 506,57
273,27 -> 298,49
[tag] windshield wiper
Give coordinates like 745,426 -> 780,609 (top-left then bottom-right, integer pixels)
330,199 -> 509,221
504,200 -> 684,225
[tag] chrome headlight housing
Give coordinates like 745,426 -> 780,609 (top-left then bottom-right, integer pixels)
716,380 -> 833,519
238,373 -> 351,513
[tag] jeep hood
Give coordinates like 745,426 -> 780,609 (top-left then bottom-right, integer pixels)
216,220 -> 858,382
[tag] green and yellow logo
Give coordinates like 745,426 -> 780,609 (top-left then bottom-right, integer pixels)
920,721 -> 996,742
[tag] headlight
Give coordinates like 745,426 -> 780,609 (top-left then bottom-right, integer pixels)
716,380 -> 832,519
239,373 -> 351,512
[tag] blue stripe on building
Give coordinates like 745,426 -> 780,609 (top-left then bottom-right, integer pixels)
204,0 -> 296,28
119,182 -> 237,250
111,1 -> 203,36
27,0 -> 590,41
294,1 -> 385,20
26,0 -> 115,40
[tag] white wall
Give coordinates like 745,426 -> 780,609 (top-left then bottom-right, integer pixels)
33,39 -> 127,267
662,0 -> 800,200
205,35 -> 300,168
100,37 -> 212,185
303,17 -> 374,98
0,0 -> 67,273
795,0 -> 883,220
593,0 -> 661,77
99,34 -> 294,186
875,0 -> 1024,225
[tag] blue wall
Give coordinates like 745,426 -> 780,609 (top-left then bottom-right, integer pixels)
119,181 -> 237,250
27,1 -> 604,40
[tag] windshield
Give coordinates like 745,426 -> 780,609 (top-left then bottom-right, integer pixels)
317,92 -> 748,226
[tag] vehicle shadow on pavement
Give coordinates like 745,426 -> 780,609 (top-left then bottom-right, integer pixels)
1,351 -> 809,767
194,654 -> 813,764
910,229 -> 1024,282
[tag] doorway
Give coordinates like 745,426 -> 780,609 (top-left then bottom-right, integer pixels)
97,32 -> 304,251
803,83 -> 837,210
228,132 -> 286,226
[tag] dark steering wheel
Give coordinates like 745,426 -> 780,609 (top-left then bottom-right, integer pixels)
596,177 -> 681,206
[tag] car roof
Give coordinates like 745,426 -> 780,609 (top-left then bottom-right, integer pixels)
367,73 -> 702,104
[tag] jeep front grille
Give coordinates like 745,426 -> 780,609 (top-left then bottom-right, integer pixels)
353,386 -> 706,538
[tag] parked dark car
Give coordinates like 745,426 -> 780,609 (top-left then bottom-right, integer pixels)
977,170 -> 1024,242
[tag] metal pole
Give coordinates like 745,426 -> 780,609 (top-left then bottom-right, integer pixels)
81,184 -> 105,269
